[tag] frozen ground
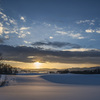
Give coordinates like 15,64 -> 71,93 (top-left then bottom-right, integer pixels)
0,74 -> 100,100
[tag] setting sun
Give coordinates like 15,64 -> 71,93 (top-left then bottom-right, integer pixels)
34,62 -> 42,69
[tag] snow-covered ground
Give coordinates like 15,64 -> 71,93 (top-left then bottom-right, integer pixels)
0,74 -> 100,100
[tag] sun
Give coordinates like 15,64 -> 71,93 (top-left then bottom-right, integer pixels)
34,62 -> 42,69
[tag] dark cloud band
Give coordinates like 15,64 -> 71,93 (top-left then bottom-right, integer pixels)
0,45 -> 100,64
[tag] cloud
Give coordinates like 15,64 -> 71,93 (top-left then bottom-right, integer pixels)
31,41 -> 81,48
24,40 -> 31,44
0,26 -> 3,35
5,22 -> 10,26
9,19 -> 17,25
76,20 -> 95,25
55,25 -> 63,30
20,27 -> 30,30
0,11 -> 8,21
85,29 -> 100,34
20,16 -> 26,22
0,45 -> 100,64
56,30 -> 85,39
85,29 -> 95,33
27,32 -> 31,34
90,39 -> 96,41
78,37 -> 85,39
4,35 -> 9,39
0,23 -> 3,35
96,30 -> 100,33
18,34 -> 26,38
43,22 -> 51,27
49,36 -> 53,39
69,33 -> 85,39
0,10 -> 31,41
56,31 -> 67,35
63,48 -> 100,52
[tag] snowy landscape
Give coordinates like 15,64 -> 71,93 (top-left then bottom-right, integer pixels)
1,0 -> 100,100
0,73 -> 100,100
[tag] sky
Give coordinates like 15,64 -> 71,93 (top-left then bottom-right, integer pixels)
0,0 -> 100,69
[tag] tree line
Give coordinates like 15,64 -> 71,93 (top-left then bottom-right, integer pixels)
0,53 -> 18,75
0,63 -> 18,75
49,68 -> 100,74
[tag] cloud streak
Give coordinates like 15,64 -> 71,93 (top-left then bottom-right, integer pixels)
56,31 -> 85,39
31,41 -> 81,48
76,20 -> 95,25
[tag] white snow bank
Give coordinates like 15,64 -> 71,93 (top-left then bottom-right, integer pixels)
0,75 -> 6,86
0,75 -> 6,82
41,74 -> 100,85
0,75 -> 16,86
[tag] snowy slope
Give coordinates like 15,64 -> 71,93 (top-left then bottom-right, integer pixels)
41,74 -> 100,85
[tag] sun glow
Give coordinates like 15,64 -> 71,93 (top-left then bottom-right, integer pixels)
34,62 -> 42,69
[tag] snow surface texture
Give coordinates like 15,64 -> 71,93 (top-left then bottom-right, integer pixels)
0,74 -> 100,100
